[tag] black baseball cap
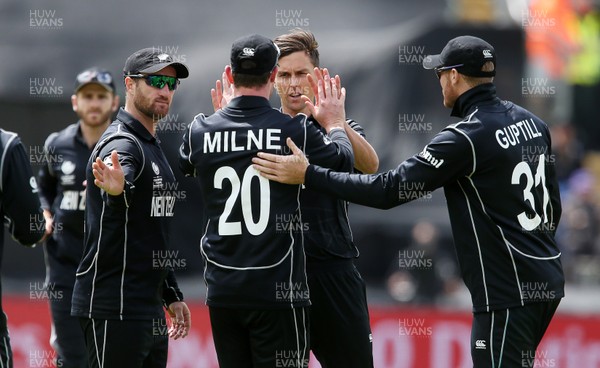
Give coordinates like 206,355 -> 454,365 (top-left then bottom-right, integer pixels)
123,47 -> 189,78
230,34 -> 280,75
75,67 -> 115,93
422,36 -> 496,77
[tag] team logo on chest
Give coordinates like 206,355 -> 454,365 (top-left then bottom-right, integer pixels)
60,160 -> 77,186
150,161 -> 175,217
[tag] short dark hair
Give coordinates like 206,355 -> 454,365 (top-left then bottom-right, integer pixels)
232,71 -> 272,89
274,28 -> 319,67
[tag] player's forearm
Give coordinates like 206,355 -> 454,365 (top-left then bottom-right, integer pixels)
344,124 -> 379,173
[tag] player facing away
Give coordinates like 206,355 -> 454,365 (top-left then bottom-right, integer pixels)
252,35 -> 564,368
71,48 -> 191,368
180,34 -> 354,368
0,129 -> 46,367
273,29 -> 378,368
38,67 -> 119,368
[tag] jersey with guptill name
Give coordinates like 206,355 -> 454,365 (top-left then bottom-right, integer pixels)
179,96 -> 354,309
305,84 -> 564,312
72,108 -> 183,320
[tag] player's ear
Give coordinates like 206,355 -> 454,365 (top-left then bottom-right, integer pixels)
111,94 -> 120,112
269,67 -> 278,83
71,94 -> 78,112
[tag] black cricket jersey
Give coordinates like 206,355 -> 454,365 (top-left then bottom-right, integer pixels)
0,129 -> 45,329
305,84 -> 564,312
72,108 -> 183,320
301,116 -> 362,262
38,122 -> 91,292
179,96 -> 353,309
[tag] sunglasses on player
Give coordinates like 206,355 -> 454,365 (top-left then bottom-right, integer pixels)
127,74 -> 180,91
434,64 -> 464,79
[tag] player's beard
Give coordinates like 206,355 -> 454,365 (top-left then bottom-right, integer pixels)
79,108 -> 112,128
133,92 -> 170,122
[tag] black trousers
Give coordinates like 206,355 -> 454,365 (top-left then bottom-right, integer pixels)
307,260 -> 374,368
209,306 -> 309,368
79,318 -> 168,368
471,300 -> 561,368
0,329 -> 12,368
49,287 -> 87,368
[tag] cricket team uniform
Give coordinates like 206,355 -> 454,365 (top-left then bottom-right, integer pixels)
302,83 -> 564,367
179,96 -> 353,368
71,108 -> 184,368
38,122 -> 91,368
301,116 -> 373,368
0,129 -> 45,367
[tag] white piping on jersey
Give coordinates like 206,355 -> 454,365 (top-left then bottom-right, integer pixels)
0,336 -> 8,368
0,130 -> 18,193
200,221 -> 210,301
505,241 -> 561,260
119,196 -> 129,320
92,124 -> 146,182
490,311 -> 495,368
186,116 -> 200,177
498,309 -> 509,368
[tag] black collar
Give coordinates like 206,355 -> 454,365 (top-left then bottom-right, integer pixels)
115,107 -> 156,142
450,83 -> 500,118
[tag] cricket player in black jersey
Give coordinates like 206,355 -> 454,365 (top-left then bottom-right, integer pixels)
71,49 -> 191,368
38,67 -> 119,368
0,129 -> 46,367
253,36 -> 564,367
273,29 -> 378,368
180,34 -> 353,368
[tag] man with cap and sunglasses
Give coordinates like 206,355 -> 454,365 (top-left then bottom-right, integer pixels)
38,67 -> 119,368
179,33 -> 353,368
252,35 -> 564,367
71,49 -> 191,367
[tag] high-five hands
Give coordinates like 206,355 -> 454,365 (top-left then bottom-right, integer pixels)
303,67 -> 346,132
211,65 -> 234,112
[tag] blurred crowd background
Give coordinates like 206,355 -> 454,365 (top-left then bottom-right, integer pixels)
1,0 -> 600,313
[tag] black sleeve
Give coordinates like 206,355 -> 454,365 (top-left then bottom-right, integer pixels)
37,133 -> 58,210
1,136 -> 45,245
96,137 -> 141,209
304,128 -> 473,209
545,127 -> 561,234
298,119 -> 354,173
179,118 -> 198,177
162,269 -> 184,307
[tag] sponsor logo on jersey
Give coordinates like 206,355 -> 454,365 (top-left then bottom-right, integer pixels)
152,161 -> 160,175
419,147 -> 444,168
475,340 -> 486,349
60,160 -> 76,186
29,176 -> 39,193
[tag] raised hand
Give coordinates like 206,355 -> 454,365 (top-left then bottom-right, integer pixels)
92,150 -> 124,196
210,65 -> 234,112
302,67 -> 346,132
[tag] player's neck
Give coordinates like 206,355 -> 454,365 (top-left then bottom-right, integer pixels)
234,84 -> 272,101
80,120 -> 110,149
124,102 -> 157,136
281,106 -> 311,118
